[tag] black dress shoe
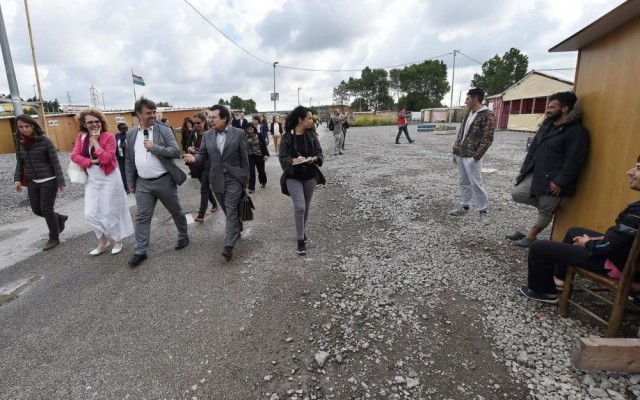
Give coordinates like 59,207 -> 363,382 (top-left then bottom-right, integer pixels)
58,215 -> 69,233
175,237 -> 190,250
222,246 -> 233,260
128,253 -> 147,267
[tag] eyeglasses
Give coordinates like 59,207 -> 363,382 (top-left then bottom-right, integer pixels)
86,121 -> 101,125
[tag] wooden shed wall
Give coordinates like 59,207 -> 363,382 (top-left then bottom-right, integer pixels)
551,16 -> 640,240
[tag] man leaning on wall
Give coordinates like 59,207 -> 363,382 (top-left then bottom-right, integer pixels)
507,91 -> 590,248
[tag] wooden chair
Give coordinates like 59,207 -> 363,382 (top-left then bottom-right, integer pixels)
559,232 -> 640,337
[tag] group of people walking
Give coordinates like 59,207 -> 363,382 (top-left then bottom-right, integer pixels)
13,98 -> 324,266
13,90 -> 639,313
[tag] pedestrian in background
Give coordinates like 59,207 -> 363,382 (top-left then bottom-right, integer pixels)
330,110 -> 345,155
280,106 -> 324,255
187,112 -> 218,222
245,122 -> 269,193
181,117 -> 194,152
115,123 -> 128,190
13,114 -> 67,251
253,115 -> 270,146
271,115 -> 283,156
395,108 -> 414,144
71,108 -> 133,255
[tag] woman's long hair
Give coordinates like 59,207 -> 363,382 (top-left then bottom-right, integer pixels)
15,114 -> 45,137
181,117 -> 193,134
285,106 -> 311,134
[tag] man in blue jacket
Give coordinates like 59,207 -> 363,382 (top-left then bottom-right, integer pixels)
507,91 -> 590,248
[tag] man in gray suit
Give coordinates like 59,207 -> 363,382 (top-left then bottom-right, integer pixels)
125,97 -> 189,267
183,104 -> 249,260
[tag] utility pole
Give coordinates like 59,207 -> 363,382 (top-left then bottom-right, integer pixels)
24,0 -> 47,133
309,97 -> 313,108
102,92 -> 105,110
89,85 -> 99,107
272,61 -> 279,113
448,50 -> 459,124
0,4 -> 23,116
66,91 -> 72,104
297,87 -> 301,106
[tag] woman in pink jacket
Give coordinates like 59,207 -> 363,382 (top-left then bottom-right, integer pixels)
71,108 -> 133,256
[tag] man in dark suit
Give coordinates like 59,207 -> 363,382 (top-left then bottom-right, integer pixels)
125,97 -> 189,267
231,111 -> 248,131
184,104 -> 249,260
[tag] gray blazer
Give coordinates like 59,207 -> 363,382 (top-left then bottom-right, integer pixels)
193,125 -> 249,193
125,122 -> 187,190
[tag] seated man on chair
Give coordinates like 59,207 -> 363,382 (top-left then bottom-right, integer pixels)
519,157 -> 640,304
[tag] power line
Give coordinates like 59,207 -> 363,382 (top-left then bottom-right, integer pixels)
182,0 -> 271,65
457,51 -> 483,65
276,68 -> 295,92
182,0 -> 453,72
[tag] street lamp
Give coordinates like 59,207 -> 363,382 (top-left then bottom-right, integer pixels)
273,61 -> 279,113
309,97 -> 313,108
297,87 -> 301,106
32,84 -> 37,100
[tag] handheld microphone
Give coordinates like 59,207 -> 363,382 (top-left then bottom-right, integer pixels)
143,129 -> 150,152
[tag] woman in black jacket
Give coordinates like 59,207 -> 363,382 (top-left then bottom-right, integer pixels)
245,123 -> 269,193
13,114 -> 67,251
187,112 -> 218,222
279,106 -> 324,255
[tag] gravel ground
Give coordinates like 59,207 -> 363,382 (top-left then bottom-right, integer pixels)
1,126 -> 639,399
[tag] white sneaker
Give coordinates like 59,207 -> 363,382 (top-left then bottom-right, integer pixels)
479,212 -> 490,225
449,206 -> 468,216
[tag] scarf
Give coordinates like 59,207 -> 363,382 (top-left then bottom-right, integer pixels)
81,132 -> 94,158
19,134 -> 36,150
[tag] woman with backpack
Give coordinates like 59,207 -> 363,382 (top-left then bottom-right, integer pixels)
279,106 -> 324,255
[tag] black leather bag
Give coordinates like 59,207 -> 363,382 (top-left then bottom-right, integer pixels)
239,190 -> 255,221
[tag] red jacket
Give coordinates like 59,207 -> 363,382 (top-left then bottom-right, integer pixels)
71,131 -> 118,176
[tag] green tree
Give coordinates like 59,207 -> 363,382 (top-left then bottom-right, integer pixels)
391,60 -> 450,110
156,101 -> 172,107
350,97 -> 368,112
333,80 -> 352,108
389,69 -> 402,103
471,47 -> 529,96
218,98 -> 228,105
242,99 -> 257,114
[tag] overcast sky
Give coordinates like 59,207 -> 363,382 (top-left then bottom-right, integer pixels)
0,0 -> 625,112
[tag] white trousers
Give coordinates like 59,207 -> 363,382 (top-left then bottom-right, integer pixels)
455,155 -> 489,211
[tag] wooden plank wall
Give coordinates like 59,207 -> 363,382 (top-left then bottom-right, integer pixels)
552,16 -> 640,240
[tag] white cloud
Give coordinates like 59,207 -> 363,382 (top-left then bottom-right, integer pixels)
0,0 -> 625,112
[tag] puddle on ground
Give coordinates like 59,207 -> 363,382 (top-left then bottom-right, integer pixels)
0,275 -> 42,307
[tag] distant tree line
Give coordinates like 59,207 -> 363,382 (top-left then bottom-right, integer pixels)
218,96 -> 257,113
332,47 -> 529,111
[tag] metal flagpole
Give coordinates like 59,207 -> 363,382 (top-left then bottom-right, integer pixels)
132,69 -> 137,103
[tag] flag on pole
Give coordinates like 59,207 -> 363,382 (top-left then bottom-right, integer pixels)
132,73 -> 145,86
